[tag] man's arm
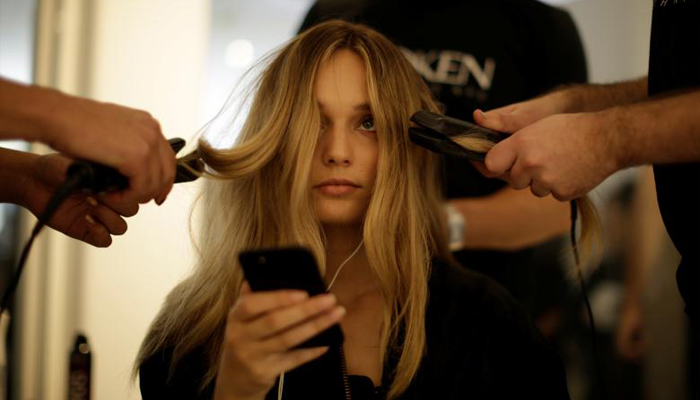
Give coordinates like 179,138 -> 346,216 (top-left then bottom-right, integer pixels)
0,147 -> 35,205
616,167 -> 662,360
449,187 -> 569,251
476,85 -> 700,201
475,77 -> 649,134
611,87 -> 700,166
0,79 -> 62,142
0,77 -> 175,205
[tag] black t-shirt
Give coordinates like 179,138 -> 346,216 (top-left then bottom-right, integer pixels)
300,0 -> 587,199
300,0 -> 587,313
139,260 -> 570,399
648,0 -> 700,325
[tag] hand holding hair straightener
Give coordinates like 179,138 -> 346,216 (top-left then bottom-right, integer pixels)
0,137 -> 203,315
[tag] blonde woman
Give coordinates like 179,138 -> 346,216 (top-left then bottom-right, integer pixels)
137,20 -> 569,400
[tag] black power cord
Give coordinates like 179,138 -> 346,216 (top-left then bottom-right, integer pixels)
570,200 -> 607,400
0,138 -> 197,316
0,165 -> 95,315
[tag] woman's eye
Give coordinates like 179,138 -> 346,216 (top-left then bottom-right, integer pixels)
359,116 -> 376,132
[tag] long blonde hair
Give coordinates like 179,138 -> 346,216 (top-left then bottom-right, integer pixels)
135,20 -> 450,398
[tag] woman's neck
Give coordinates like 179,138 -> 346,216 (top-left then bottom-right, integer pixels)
323,224 -> 376,299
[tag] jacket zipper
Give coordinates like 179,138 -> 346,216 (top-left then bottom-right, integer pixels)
339,344 -> 352,400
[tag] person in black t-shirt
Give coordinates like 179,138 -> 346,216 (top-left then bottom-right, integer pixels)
475,0 -> 700,335
300,0 -> 589,336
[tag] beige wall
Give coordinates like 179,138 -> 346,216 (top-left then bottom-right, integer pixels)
17,1 -> 210,399
81,1 -> 210,399
562,0 -> 652,83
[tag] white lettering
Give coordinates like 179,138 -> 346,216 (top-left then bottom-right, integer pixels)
401,47 -> 496,91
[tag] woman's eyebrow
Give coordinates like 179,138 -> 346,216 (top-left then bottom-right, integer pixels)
354,103 -> 371,112
316,102 -> 372,112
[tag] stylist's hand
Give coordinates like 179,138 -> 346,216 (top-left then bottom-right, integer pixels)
214,283 -> 345,400
474,89 -> 576,134
20,153 -> 139,247
473,96 -> 621,201
41,92 -> 175,205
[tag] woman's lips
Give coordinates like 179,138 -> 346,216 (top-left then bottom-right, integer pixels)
316,184 -> 358,196
314,179 -> 360,196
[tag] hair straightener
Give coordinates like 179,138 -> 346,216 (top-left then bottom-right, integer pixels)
408,110 -> 508,162
409,110 -> 606,399
0,138 -> 203,314
64,137 -> 202,195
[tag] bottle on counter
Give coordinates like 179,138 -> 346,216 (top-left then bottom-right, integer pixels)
68,333 -> 91,400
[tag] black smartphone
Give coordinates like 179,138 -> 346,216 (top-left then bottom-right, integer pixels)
238,246 -> 344,348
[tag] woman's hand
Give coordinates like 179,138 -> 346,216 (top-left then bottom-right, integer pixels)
20,153 -> 138,247
213,283 -> 345,400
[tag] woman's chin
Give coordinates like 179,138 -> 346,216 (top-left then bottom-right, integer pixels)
316,207 -> 365,227
314,199 -> 368,226
318,215 -> 364,227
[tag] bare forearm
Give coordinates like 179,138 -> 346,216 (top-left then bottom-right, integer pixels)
450,187 -> 570,250
0,78 -> 63,143
0,147 -> 36,206
605,87 -> 700,168
623,168 -> 663,304
560,76 -> 649,114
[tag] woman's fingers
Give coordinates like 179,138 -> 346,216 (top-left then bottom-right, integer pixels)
272,346 -> 330,374
247,293 -> 338,340
259,304 -> 345,352
232,290 -> 309,321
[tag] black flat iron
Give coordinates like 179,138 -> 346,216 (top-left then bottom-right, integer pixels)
408,110 -> 508,162
170,138 -> 204,184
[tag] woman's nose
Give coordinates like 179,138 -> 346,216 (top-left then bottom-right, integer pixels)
322,125 -> 352,166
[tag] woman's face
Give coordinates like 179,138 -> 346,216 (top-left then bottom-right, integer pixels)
311,49 -> 378,227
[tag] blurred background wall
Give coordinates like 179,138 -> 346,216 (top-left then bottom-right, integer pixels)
0,0 -> 690,399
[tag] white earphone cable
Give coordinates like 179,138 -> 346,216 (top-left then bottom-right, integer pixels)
327,239 -> 364,290
278,238 -> 364,400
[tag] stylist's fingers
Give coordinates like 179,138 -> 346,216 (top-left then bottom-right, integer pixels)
475,107 -> 527,133
82,216 -> 113,248
475,108 -> 510,132
117,118 -> 163,204
508,158 -> 532,190
530,180 -> 551,198
484,139 -> 517,176
86,197 -> 128,235
98,192 -> 140,217
475,92 -> 563,133
154,130 -> 176,206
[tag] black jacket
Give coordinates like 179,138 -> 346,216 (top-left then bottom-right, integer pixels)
139,259 -> 570,399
